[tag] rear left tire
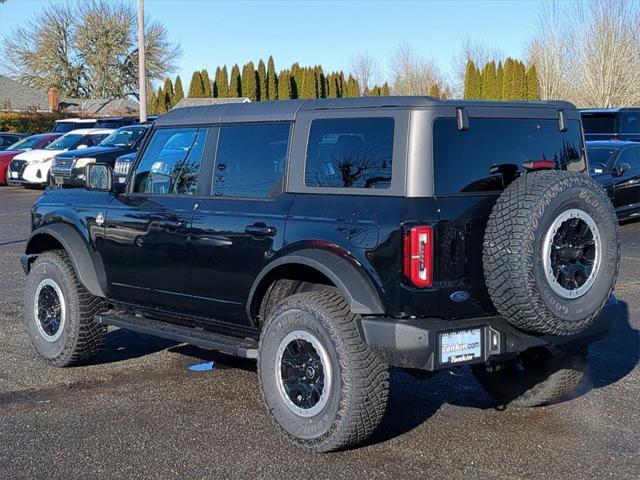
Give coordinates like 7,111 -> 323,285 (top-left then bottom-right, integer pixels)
258,291 -> 389,452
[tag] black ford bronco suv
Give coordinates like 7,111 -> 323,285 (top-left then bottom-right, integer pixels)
22,97 -> 620,452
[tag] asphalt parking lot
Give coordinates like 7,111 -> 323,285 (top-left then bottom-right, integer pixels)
0,186 -> 638,480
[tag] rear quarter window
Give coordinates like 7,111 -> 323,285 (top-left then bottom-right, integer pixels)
433,118 -> 586,194
305,117 -> 394,189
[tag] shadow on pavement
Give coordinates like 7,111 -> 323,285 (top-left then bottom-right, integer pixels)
93,300 -> 637,447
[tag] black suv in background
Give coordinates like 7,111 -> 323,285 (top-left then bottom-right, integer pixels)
587,140 -> 640,221
581,108 -> 640,142
51,124 -> 149,186
21,98 -> 620,452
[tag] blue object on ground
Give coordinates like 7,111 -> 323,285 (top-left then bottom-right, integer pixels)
188,361 -> 215,372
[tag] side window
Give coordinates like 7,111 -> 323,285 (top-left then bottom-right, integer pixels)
616,147 -> 640,171
133,127 -> 207,194
213,123 -> 290,198
305,117 -> 394,189
620,113 -> 639,134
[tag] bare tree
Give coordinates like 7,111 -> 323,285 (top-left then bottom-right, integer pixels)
389,43 -> 447,95
528,0 -> 640,107
571,0 -> 640,107
349,52 -> 379,93
2,0 -> 181,99
527,1 -> 574,101
451,37 -> 503,97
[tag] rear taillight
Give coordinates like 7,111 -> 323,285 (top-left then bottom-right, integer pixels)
403,225 -> 433,288
522,160 -> 556,170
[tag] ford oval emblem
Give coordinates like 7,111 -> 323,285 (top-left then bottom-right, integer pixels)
450,291 -> 470,303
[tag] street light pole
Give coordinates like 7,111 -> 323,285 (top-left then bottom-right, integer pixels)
137,0 -> 147,123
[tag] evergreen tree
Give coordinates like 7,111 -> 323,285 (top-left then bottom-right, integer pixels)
241,62 -> 258,101
216,66 -> 229,98
173,75 -> 185,104
188,71 -> 204,98
267,56 -> 278,100
278,70 -> 292,99
496,61 -> 504,100
502,58 -> 515,100
464,60 -> 481,99
201,70 -> 212,97
162,77 -> 174,108
428,82 -> 441,98
147,88 -> 157,114
381,82 -> 391,96
513,60 -> 526,100
257,59 -> 267,101
326,73 -> 337,98
229,64 -> 241,97
155,86 -> 166,113
301,69 -> 318,98
345,74 -> 360,97
526,64 -> 540,101
481,61 -> 498,99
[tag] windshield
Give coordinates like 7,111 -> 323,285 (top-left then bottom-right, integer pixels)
587,147 -> 619,172
99,127 -> 146,148
581,114 -> 617,134
45,133 -> 85,150
7,136 -> 45,151
52,121 -> 96,133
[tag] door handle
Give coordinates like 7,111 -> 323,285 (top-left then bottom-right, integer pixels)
157,220 -> 187,231
245,223 -> 277,237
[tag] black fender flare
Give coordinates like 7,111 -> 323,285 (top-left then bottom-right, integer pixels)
24,224 -> 107,298
247,249 -> 385,318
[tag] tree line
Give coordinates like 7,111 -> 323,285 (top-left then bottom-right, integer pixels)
463,58 -> 539,101
149,56 -> 392,113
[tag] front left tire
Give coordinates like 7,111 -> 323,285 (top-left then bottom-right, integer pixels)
24,250 -> 107,367
258,291 -> 389,452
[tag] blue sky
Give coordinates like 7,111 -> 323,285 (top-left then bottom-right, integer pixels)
1,0 -> 544,87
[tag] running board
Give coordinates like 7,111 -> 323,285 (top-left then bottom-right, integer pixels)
95,311 -> 258,359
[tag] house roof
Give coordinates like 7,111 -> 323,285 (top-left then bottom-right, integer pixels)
172,97 -> 251,109
58,97 -> 139,115
0,76 -> 49,111
0,75 -> 139,115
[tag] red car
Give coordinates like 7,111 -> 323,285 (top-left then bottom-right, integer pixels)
0,133 -> 61,185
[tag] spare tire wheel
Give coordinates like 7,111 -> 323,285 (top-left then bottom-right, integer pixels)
483,170 -> 619,335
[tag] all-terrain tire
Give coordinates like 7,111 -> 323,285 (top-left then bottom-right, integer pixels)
258,291 -> 389,452
472,347 -> 588,407
483,170 -> 619,335
24,250 -> 107,367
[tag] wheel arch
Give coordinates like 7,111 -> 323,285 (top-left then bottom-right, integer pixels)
247,248 -> 385,322
23,224 -> 107,298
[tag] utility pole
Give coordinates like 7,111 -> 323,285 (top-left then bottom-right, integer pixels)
137,0 -> 147,122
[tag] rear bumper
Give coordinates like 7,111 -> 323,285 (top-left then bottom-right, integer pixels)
358,295 -> 619,371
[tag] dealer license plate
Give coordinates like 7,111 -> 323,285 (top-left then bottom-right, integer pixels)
440,328 -> 482,365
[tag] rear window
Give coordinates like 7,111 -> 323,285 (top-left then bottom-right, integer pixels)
433,118 -> 585,194
581,114 -> 616,134
305,117 -> 394,189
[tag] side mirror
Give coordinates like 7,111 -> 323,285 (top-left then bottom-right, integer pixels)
614,162 -> 631,176
85,163 -> 112,191
591,162 -> 608,174
77,144 -> 88,150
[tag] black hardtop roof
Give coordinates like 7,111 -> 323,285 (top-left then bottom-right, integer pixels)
586,140 -> 638,147
581,108 -> 640,114
154,96 -> 577,127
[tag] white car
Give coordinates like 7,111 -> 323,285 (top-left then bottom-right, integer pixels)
8,128 -> 113,186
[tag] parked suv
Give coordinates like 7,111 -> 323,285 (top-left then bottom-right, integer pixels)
21,98 -> 620,452
581,108 -> 640,142
51,124 -> 149,186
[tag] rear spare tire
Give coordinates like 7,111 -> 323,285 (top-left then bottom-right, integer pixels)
483,170 -> 618,335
